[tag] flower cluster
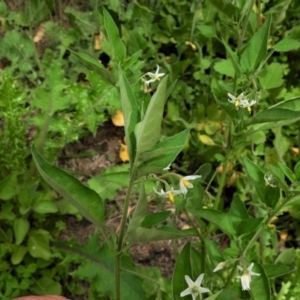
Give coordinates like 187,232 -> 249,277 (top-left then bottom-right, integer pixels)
228,93 -> 256,113
153,175 -> 201,202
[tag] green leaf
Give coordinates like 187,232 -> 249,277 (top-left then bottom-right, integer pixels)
222,38 -> 242,76
135,75 -> 169,153
14,218 -> 30,245
251,264 -> 270,300
119,68 -> 140,164
141,211 -> 171,228
214,59 -> 235,77
273,38 -> 300,52
71,51 -> 116,85
206,0 -> 237,18
263,264 -> 294,278
294,161 -> 300,179
137,129 -> 190,175
11,245 -> 27,265
31,145 -> 104,227
258,63 -> 283,89
88,165 -> 130,201
189,208 -> 236,236
241,14 -> 272,72
0,173 -> 18,200
244,108 -> 300,127
27,230 -> 51,260
236,218 -> 264,236
172,243 -> 192,300
103,8 -> 126,63
278,161 -> 297,183
33,200 -> 58,214
31,277 -> 62,295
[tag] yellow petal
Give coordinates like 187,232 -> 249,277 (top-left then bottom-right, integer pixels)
119,143 -> 129,162
111,110 -> 125,126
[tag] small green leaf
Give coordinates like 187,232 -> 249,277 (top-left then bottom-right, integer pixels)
273,38 -> 300,52
28,230 -> 51,260
222,38 -> 242,76
190,208 -> 235,236
31,145 -> 104,227
135,75 -> 169,153
141,211 -> 171,228
103,8 -> 126,63
278,161 -> 297,183
31,277 -> 62,295
206,0 -> 237,18
0,173 -> 18,200
11,245 -> 27,265
33,200 -> 58,214
214,59 -> 235,77
241,15 -> 272,72
14,218 -> 30,245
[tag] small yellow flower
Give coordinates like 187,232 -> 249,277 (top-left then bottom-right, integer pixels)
153,187 -> 182,203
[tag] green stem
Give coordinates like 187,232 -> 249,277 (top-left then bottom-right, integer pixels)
115,166 -> 137,300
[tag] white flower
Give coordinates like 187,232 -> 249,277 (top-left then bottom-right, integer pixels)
236,263 -> 260,291
143,65 -> 165,85
179,175 -> 201,196
239,99 -> 256,113
180,274 -> 210,300
228,92 -> 246,108
213,262 -> 226,272
153,187 -> 182,202
264,174 -> 277,187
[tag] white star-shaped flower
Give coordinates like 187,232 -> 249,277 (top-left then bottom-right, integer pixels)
153,187 -> 182,202
239,99 -> 256,113
143,65 -> 165,85
236,263 -> 260,291
179,175 -> 201,196
228,92 -> 245,108
180,274 -> 210,300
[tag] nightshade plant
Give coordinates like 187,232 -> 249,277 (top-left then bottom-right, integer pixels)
31,5 -> 300,300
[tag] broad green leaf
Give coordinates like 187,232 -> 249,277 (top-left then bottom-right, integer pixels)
228,197 -> 249,228
119,68 -> 139,164
172,243 -> 192,300
264,264 -> 294,278
268,164 -> 289,191
274,38 -> 300,52
244,108 -> 300,127
270,96 -> 300,111
189,208 -> 236,236
215,289 -> 240,299
236,218 -> 264,236
294,161 -> 300,179
258,63 -> 283,89
137,129 -> 190,172
251,264 -> 270,300
103,8 -> 126,63
71,51 -> 116,85
135,75 -> 169,153
214,59 -> 235,77
121,50 -> 142,70
141,211 -> 171,228
31,145 -> 104,227
27,230 -> 51,260
241,15 -> 272,72
14,218 -> 30,245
